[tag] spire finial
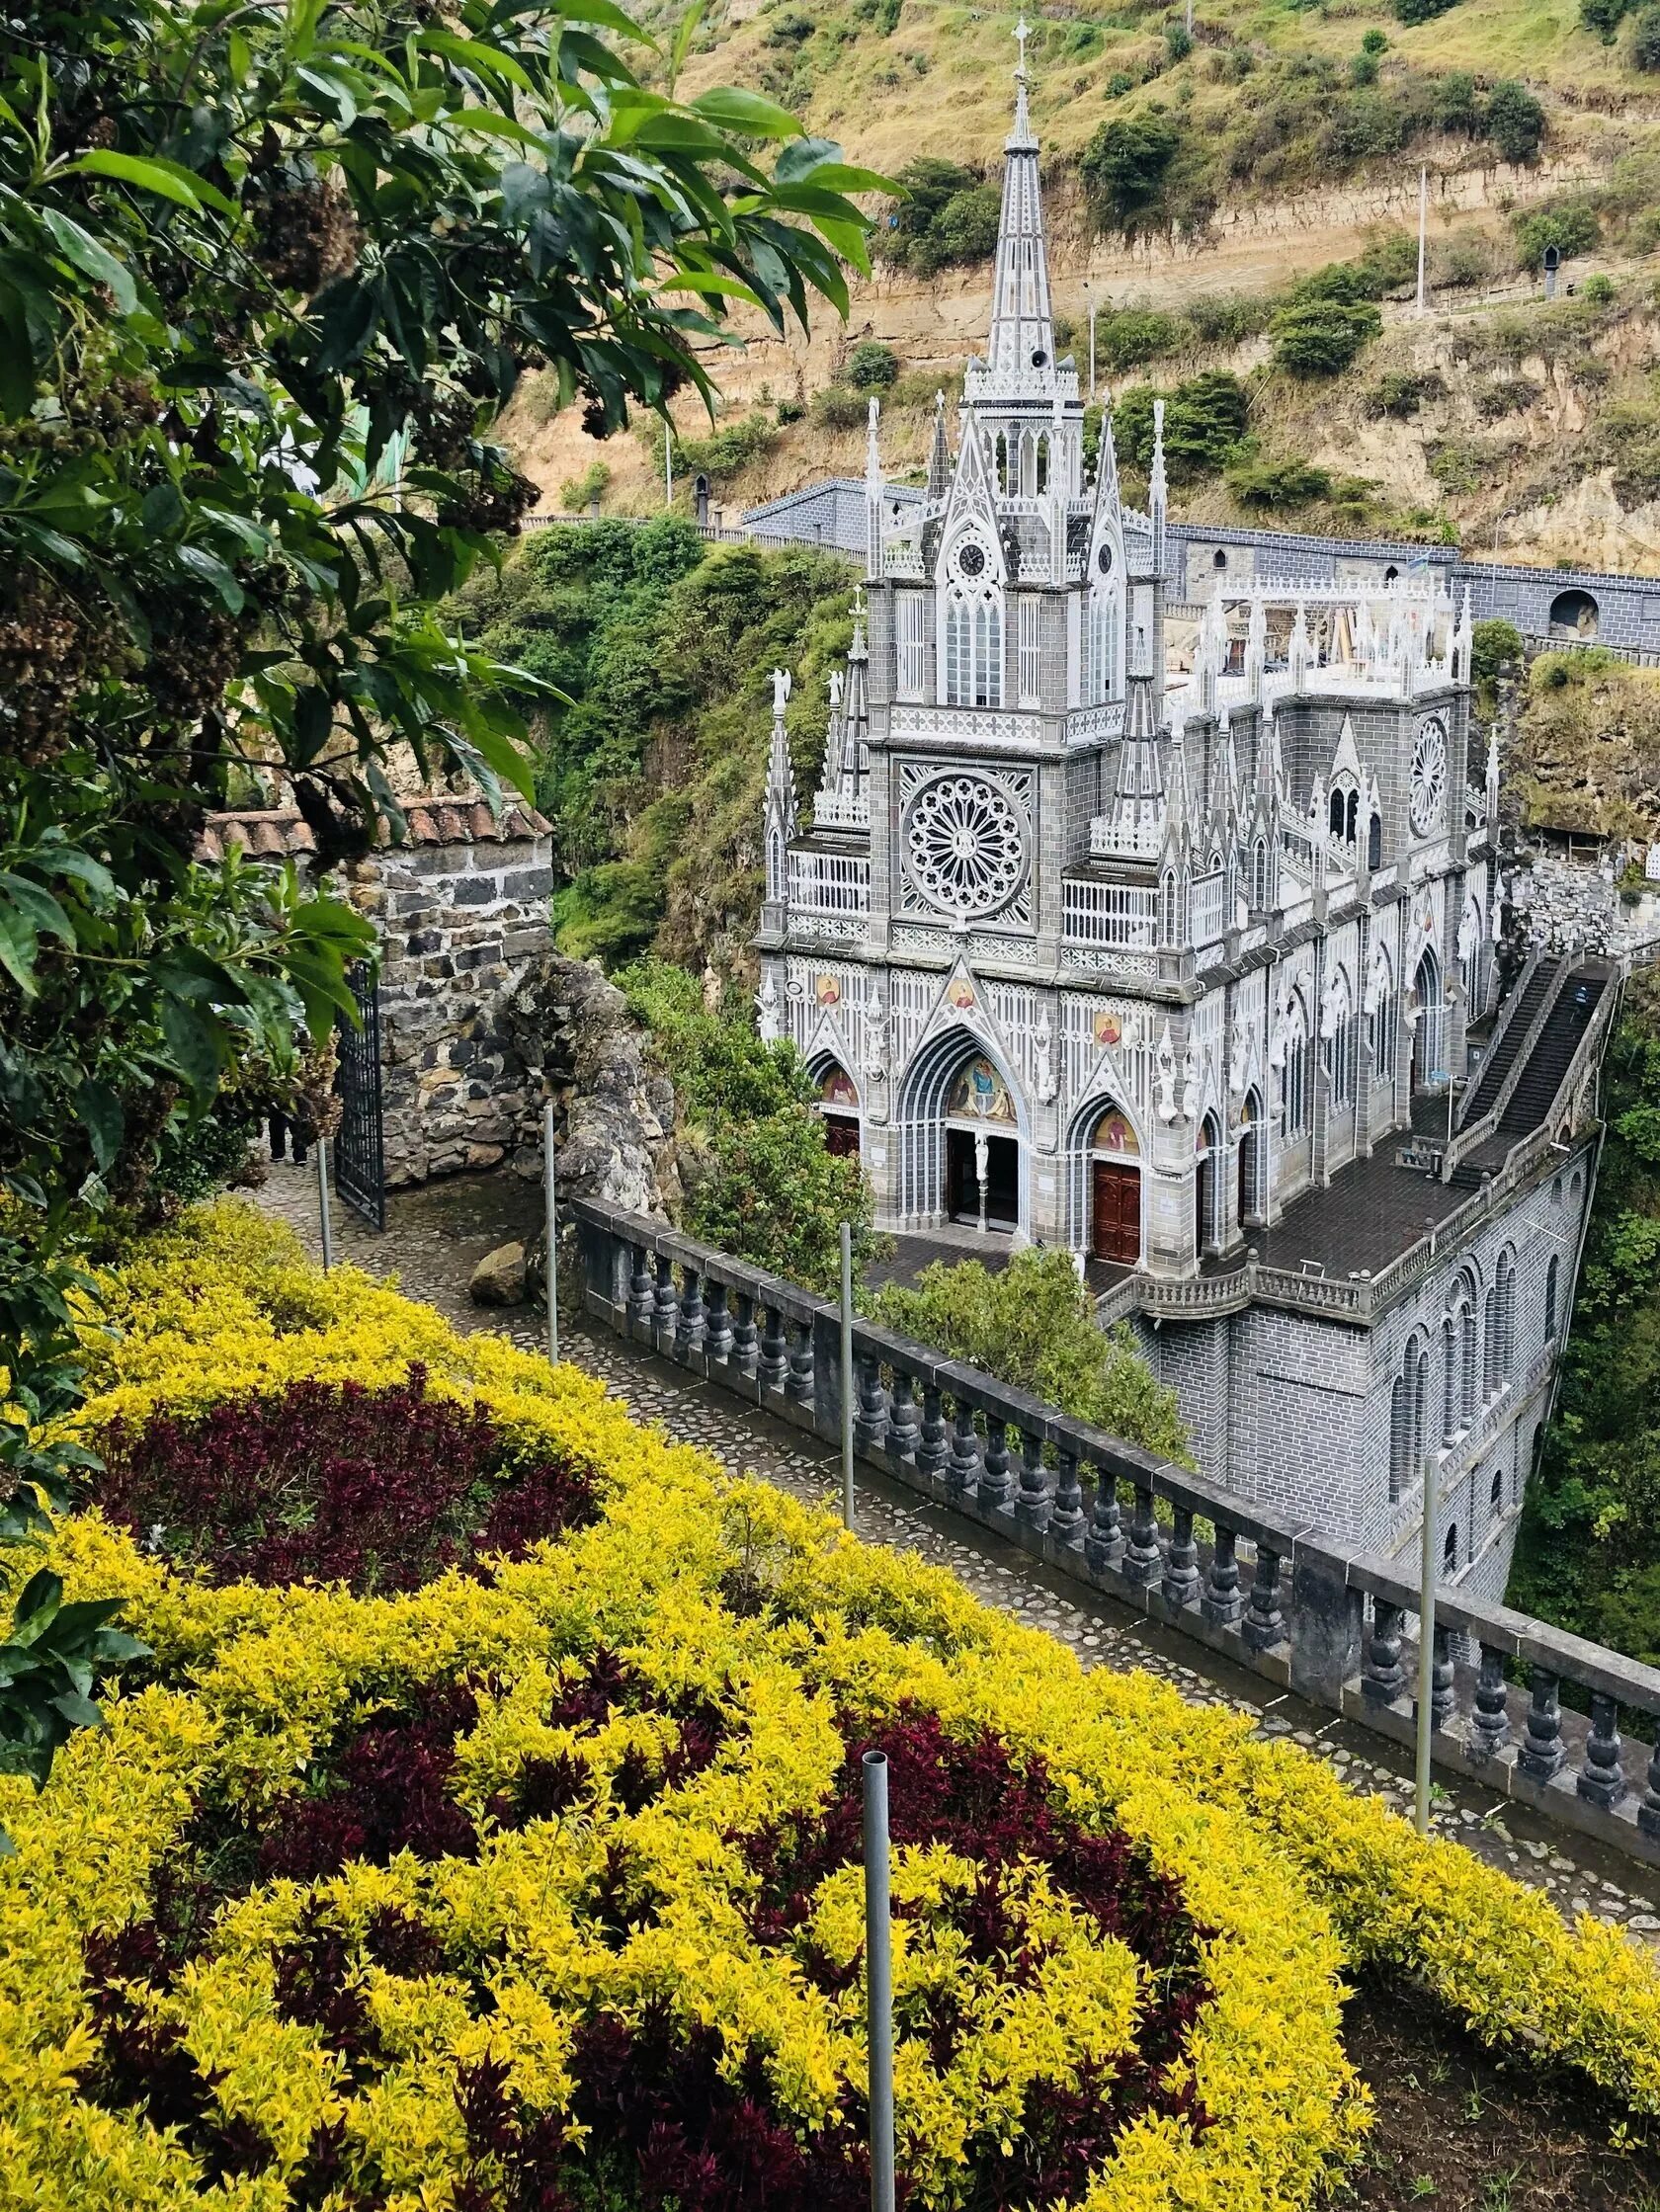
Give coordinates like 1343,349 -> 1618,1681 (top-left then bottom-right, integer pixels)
1015,15 -> 1030,80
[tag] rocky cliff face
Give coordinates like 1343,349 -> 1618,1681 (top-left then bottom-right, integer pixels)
502,953 -> 680,1220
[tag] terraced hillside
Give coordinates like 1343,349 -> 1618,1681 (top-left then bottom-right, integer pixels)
507,0 -> 1660,573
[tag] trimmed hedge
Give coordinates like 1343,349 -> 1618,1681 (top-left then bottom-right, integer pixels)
1,1203 -> 1657,2210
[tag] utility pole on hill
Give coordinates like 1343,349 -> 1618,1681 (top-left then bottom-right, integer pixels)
1416,165 -> 1428,316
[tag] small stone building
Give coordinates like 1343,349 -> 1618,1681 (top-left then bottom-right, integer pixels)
202,794 -> 553,1188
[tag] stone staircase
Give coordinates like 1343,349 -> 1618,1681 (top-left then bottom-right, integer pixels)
1459,954 -> 1561,1128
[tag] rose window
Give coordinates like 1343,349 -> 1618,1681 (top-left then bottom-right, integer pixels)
1410,717 -> 1448,837
904,774 -> 1028,918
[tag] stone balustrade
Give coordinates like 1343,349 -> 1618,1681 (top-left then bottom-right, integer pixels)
572,1195 -> 1660,1869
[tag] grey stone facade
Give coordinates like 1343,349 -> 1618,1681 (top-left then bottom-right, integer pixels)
203,796 -> 554,1188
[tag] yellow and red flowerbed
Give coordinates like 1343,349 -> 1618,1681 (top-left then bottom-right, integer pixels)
0,1202 -> 1657,2212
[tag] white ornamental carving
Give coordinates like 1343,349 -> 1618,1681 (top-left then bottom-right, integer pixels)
1410,715 -> 1448,838
903,773 -> 1029,920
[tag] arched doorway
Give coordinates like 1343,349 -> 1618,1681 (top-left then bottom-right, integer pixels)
1087,1106 -> 1141,1265
816,1063 -> 861,1158
944,1052 -> 1020,1230
1410,946 -> 1443,1094
1196,1111 -> 1221,1256
1548,588 -> 1598,641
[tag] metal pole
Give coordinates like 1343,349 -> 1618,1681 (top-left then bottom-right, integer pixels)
316,1136 -> 334,1273
665,422 -> 673,507
863,1750 -> 895,2212
1086,280 -> 1095,403
841,1220 -> 856,1532
543,1097 -> 559,1367
1415,1453 -> 1438,1835
1416,164 -> 1428,315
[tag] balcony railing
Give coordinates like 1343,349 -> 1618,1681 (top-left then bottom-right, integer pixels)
787,848 -> 870,916
1061,877 -> 1157,950
571,1194 -> 1660,1868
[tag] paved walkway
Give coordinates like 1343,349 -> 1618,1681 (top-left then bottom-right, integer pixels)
254,1159 -> 1660,1945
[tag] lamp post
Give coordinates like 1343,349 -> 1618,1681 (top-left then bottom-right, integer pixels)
315,1138 -> 334,1273
840,1220 -> 856,1533
543,1097 -> 559,1367
863,1751 -> 895,2212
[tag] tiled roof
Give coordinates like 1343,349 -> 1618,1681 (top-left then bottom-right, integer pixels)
199,794 -> 550,863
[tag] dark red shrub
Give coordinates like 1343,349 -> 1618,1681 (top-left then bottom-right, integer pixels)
91,1368 -> 596,1592
258,1681 -> 482,1881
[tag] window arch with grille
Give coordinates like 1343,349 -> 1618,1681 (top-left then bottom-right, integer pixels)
1282,993 -> 1310,1138
944,580 -> 1004,708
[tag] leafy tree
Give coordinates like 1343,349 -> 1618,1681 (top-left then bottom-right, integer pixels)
871,1249 -> 1190,1464
1470,618 -> 1524,684
1511,201 -> 1601,272
1485,80 -> 1547,166
1270,297 -> 1383,376
876,157 -> 998,276
847,342 -> 899,391
1224,455 -> 1335,509
617,957 -> 880,1298
0,0 -> 874,1794
1112,372 -> 1249,480
1432,71 -> 1480,133
1078,115 -> 1182,238
931,186 -> 1003,267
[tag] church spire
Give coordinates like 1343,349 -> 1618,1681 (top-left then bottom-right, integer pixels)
926,388 -> 950,502
984,18 -> 1054,390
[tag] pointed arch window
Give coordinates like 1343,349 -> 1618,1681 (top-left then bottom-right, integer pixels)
1282,994 -> 1310,1138
1084,584 -> 1119,705
944,583 -> 1004,709
896,591 -> 927,702
1017,597 -> 1041,707
1251,837 -> 1269,911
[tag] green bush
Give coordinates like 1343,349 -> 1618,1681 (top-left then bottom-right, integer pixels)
1269,296 -> 1382,376
1635,5 -> 1660,67
1394,0 -> 1460,20
847,341 -> 898,390
1111,371 -> 1250,479
1368,369 -> 1447,417
1511,199 -> 1601,272
1078,114 -> 1183,237
1470,618 -> 1523,683
1164,20 -> 1192,59
1362,27 -> 1390,52
811,385 -> 870,430
877,158 -> 999,275
1486,79 -> 1545,166
558,459 -> 613,512
1432,69 -> 1480,132
932,185 -> 1002,266
870,1248 -> 1189,1462
1349,51 -> 1378,87
1184,290 -> 1272,344
1224,454 -> 1334,508
674,412 -> 777,482
1580,0 -> 1633,36
1583,272 -> 1616,305
1093,304 -> 1184,370
617,957 -> 880,1298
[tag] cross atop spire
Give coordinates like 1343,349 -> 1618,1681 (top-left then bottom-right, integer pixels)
978,25 -> 1052,387
1010,15 -> 1036,147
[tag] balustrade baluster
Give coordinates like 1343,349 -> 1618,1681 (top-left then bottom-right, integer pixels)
677,1267 -> 706,1355
627,1244 -> 654,1327
732,1291 -> 759,1378
979,1420 -> 1015,1510
1016,1430 -> 1049,1531
1050,1450 -> 1085,1544
1577,1693 -> 1627,1810
1519,1666 -> 1567,1783
706,1279 -> 734,1362
887,1371 -> 921,1464
759,1305 -> 788,1392
1202,1525 -> 1242,1626
1162,1506 -> 1201,1609
1641,1739 -> 1660,1843
1242,1547 -> 1284,1651
786,1318 -> 814,1403
652,1255 -> 677,1337
1084,1470 -> 1124,1572
1362,1603 -> 1406,1704
1470,1645 -> 1510,1760
1125,1486 -> 1162,1587
948,1404 -> 981,1496
917,1385 -> 949,1477
1431,1624 -> 1455,1732
854,1354 -> 889,1454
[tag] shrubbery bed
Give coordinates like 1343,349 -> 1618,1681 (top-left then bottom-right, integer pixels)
2,1203 -> 1658,2210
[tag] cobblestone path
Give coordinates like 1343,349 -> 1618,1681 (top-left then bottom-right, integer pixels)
253,1158 -> 1660,1945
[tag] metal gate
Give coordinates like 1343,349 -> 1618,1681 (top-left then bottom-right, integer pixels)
333,957 -> 386,1229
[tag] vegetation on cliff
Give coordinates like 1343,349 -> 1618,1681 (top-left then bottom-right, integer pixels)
447,521 -> 857,975
1510,975 -> 1660,1665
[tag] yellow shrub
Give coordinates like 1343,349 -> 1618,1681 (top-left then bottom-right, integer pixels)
0,1200 -> 1654,2212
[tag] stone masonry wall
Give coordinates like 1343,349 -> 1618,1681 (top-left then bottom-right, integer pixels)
347,828 -> 553,1188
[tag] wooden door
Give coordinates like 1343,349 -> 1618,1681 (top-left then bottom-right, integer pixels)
1091,1160 -> 1140,1265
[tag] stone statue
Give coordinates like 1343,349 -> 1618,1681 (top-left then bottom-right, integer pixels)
756,970 -> 781,1043
1155,1023 -> 1178,1123
864,986 -> 888,1081
1035,1009 -> 1056,1104
770,666 -> 791,718
1179,1043 -> 1200,1124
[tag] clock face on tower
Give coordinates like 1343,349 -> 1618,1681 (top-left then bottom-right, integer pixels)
1410,715 -> 1448,838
